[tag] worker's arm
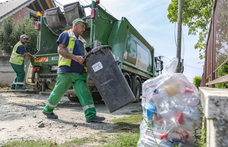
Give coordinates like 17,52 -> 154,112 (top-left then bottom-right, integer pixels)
58,43 -> 84,65
24,52 -> 37,60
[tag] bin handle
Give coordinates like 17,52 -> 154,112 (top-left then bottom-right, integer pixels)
115,60 -> 121,65
83,45 -> 112,60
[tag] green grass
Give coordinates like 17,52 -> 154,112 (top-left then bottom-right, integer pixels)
59,137 -> 96,147
102,114 -> 142,147
2,139 -> 56,147
112,114 -> 142,130
103,132 -> 140,147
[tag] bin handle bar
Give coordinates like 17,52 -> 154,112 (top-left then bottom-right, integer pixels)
83,45 -> 111,60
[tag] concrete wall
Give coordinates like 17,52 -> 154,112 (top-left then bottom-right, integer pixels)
0,56 -> 15,86
199,87 -> 228,147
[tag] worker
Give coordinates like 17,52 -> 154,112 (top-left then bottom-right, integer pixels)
9,34 -> 37,90
43,18 -> 105,123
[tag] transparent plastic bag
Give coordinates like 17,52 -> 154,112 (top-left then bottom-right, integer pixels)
138,58 -> 202,147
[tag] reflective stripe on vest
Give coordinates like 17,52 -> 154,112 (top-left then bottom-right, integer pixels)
58,30 -> 87,72
58,36 -> 75,67
9,42 -> 25,65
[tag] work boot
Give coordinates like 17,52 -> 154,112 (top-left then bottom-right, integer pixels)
43,111 -> 58,119
86,116 -> 105,123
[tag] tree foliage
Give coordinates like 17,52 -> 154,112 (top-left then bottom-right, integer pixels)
167,0 -> 213,59
193,76 -> 202,89
0,16 -> 15,54
0,17 -> 38,55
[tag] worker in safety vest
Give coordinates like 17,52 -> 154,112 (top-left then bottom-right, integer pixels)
9,34 -> 37,90
43,18 -> 105,123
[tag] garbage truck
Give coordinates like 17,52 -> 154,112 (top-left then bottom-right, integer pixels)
26,0 -> 160,102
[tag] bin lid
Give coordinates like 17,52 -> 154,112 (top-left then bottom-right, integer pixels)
84,45 -> 112,59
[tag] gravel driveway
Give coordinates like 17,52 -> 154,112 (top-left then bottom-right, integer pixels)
0,91 -> 141,144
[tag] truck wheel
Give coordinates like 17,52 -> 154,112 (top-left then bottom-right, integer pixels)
123,72 -> 132,88
67,95 -> 80,102
131,76 -> 141,102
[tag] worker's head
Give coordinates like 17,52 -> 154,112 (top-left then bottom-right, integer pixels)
72,18 -> 88,36
20,34 -> 28,44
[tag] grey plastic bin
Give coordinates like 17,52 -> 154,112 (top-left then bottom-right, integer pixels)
64,2 -> 85,26
84,45 -> 136,113
45,7 -> 67,29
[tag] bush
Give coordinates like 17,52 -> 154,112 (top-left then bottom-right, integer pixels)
193,76 -> 202,89
0,16 -> 38,55
215,62 -> 228,88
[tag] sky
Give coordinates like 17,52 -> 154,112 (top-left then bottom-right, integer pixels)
0,0 -> 204,83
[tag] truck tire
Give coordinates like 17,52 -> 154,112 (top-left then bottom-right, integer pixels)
123,72 -> 132,88
131,76 -> 141,102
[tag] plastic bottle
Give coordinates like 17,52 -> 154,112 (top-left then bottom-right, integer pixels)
170,94 -> 186,112
159,138 -> 175,147
142,97 -> 156,125
152,89 -> 169,111
142,75 -> 166,98
182,93 -> 200,107
168,131 -> 189,140
186,106 -> 201,120
145,102 -> 156,125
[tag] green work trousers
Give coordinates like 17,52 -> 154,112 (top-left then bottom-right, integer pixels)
10,63 -> 25,89
43,73 -> 96,120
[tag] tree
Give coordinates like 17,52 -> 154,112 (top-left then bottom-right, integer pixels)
0,17 -> 38,55
167,0 -> 213,59
0,16 -> 15,54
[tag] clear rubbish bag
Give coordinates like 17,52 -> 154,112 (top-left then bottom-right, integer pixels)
138,58 -> 202,147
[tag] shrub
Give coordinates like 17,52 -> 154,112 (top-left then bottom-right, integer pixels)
193,76 -> 202,88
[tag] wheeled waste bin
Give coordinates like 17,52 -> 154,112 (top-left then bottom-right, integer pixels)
84,45 -> 136,113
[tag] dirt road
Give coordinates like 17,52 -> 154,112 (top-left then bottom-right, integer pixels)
0,91 -> 142,144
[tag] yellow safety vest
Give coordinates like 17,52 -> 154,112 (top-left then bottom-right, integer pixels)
9,41 -> 25,65
58,30 -> 87,72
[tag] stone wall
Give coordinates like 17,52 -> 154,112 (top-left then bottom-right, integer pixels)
199,87 -> 228,147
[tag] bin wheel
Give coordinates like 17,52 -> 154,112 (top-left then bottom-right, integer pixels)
131,76 -> 141,102
68,95 -> 80,102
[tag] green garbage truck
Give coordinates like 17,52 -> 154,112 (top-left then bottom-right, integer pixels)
26,0 -> 159,102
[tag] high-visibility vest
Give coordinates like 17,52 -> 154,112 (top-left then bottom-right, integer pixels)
58,30 -> 87,72
9,41 -> 25,65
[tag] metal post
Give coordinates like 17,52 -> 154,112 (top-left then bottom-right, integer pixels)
159,56 -> 162,75
90,1 -> 95,49
211,10 -> 215,88
176,0 -> 182,73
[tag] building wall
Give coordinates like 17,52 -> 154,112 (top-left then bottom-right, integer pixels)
12,7 -> 26,25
